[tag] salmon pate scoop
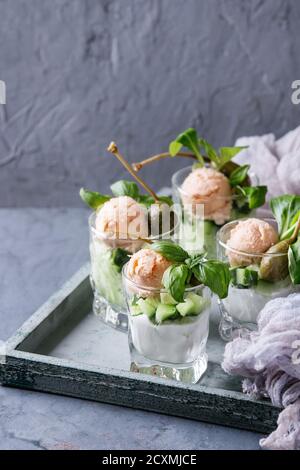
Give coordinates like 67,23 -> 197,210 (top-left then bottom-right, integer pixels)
95,196 -> 148,252
95,196 -> 148,238
180,167 -> 232,225
226,218 -> 278,267
127,248 -> 172,289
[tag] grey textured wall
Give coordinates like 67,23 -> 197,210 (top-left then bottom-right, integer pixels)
0,0 -> 300,207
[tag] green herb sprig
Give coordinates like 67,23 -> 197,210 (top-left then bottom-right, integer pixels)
132,128 -> 267,212
151,240 -> 230,300
270,195 -> 300,240
235,185 -> 268,210
169,128 -> 267,211
80,180 -> 172,210
270,194 -> 300,284
79,188 -> 110,210
169,128 -> 205,166
169,128 -> 247,171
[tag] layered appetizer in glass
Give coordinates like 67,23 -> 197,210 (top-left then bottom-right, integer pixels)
217,194 -> 300,340
122,240 -> 230,383
133,128 -> 266,257
81,142 -> 175,331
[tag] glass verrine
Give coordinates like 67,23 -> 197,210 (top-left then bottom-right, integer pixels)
89,211 -> 176,332
217,218 -> 300,341
122,263 -> 211,384
172,165 -> 258,257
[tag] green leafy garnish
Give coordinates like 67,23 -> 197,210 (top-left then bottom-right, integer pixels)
269,194 -> 300,285
186,255 -> 231,299
152,241 -> 230,299
111,180 -> 173,207
169,140 -> 183,157
111,248 -> 131,273
162,264 -> 189,302
111,180 -> 173,206
198,138 -> 219,166
169,128 -> 205,165
169,128 -> 247,171
218,147 -> 248,168
137,194 -> 173,207
110,180 -> 140,199
229,164 -> 250,187
79,188 -> 110,210
235,185 -> 267,210
270,195 -> 300,239
80,180 -> 173,210
288,237 -> 300,284
151,240 -> 189,263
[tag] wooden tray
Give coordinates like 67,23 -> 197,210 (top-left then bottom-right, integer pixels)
0,263 -> 279,433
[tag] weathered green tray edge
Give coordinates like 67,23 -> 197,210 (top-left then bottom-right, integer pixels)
0,263 -> 279,434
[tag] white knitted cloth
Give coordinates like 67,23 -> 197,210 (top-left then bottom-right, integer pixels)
222,294 -> 300,450
234,126 -> 300,200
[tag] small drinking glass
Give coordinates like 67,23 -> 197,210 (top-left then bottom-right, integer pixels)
217,218 -> 300,341
172,165 -> 258,257
89,211 -> 176,332
122,263 -> 211,384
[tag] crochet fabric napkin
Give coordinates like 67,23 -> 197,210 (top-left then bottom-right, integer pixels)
222,294 -> 300,450
234,126 -> 300,200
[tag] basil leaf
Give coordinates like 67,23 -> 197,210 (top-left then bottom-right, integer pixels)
284,211 -> 300,240
136,195 -> 153,207
176,128 -> 200,154
157,195 -> 173,206
191,259 -> 230,299
291,211 -> 300,227
162,264 -> 189,302
245,186 -> 267,209
110,180 -> 140,199
169,140 -> 183,156
151,241 -> 189,263
111,248 -> 130,273
137,195 -> 173,207
236,185 -> 267,210
198,138 -> 219,166
288,237 -> 300,284
170,128 -> 204,165
270,195 -> 300,239
185,253 -> 205,270
229,164 -> 250,187
79,188 -> 110,210
218,146 -> 247,169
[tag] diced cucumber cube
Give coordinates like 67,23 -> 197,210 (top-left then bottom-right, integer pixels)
176,298 -> 195,317
155,304 -> 177,323
137,298 -> 157,318
232,267 -> 259,288
185,292 -> 208,314
130,304 -> 142,316
146,296 -> 160,309
160,292 -> 177,305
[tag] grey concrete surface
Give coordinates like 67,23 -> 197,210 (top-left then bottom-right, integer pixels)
0,208 -> 263,450
0,0 -> 300,207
